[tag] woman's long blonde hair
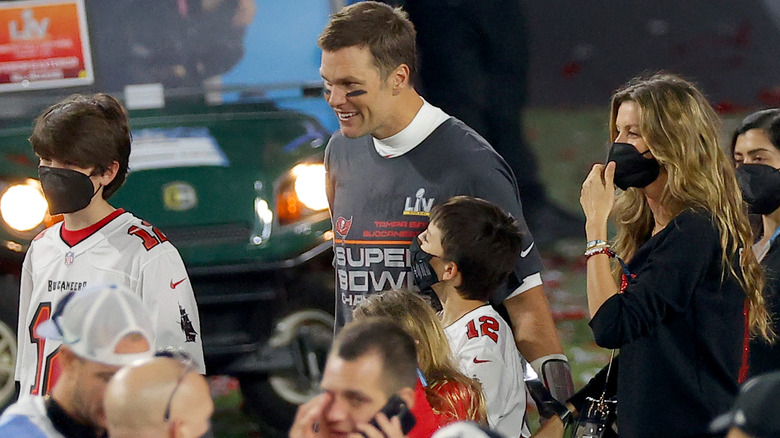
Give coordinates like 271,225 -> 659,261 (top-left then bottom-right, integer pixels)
610,73 -> 774,341
353,289 -> 488,425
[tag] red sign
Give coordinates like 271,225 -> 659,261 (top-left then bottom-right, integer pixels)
0,0 -> 93,92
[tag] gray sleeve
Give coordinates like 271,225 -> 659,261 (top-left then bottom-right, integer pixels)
324,135 -> 336,214
468,149 -> 544,302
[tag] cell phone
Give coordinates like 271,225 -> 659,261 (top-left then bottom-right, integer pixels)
363,394 -> 416,437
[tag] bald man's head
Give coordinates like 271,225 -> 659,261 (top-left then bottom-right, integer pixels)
104,357 -> 213,438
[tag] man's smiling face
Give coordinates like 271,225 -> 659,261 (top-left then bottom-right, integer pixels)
320,45 -> 400,140
320,352 -> 390,437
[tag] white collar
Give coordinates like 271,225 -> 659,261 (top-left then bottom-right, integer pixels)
372,98 -> 450,158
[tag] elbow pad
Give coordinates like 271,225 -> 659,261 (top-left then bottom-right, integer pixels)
531,354 -> 575,403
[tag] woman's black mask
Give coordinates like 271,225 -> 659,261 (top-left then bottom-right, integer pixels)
735,164 -> 780,215
606,142 -> 660,190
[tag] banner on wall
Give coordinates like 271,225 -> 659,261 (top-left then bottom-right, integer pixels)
0,0 -> 93,92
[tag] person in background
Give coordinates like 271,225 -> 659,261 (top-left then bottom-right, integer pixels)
318,1 -> 574,404
709,370 -> 780,438
580,72 -> 774,437
354,289 -> 488,428
104,354 -> 213,438
89,0 -> 257,91
0,284 -> 155,438
381,0 -> 584,246
730,108 -> 780,376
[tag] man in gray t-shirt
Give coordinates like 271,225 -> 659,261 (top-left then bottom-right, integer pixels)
326,116 -> 541,323
317,1 -> 575,403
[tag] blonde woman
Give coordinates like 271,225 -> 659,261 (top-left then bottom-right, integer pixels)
353,289 -> 488,428
580,73 -> 773,438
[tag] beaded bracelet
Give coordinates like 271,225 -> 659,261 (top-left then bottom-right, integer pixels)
584,246 -> 615,260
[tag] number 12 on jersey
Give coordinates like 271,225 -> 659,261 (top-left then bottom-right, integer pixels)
465,316 -> 499,343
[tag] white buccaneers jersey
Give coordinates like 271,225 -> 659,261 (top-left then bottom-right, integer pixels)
444,305 -> 529,438
15,211 -> 205,398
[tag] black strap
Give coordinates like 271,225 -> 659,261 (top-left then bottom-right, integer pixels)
525,377 -> 573,423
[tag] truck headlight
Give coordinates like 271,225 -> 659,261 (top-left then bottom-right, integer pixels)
0,179 -> 48,232
277,163 -> 328,225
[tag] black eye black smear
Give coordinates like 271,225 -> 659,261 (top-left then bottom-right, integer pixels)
346,90 -> 367,97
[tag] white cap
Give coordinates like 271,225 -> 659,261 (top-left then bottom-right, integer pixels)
36,284 -> 155,367
431,421 -> 505,438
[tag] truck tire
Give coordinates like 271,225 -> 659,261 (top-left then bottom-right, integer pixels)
240,309 -> 333,432
0,274 -> 19,412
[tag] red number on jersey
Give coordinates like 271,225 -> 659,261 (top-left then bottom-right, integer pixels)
465,316 -> 500,343
141,220 -> 169,244
28,303 -> 63,396
478,316 -> 499,342
466,320 -> 479,339
128,224 -> 167,250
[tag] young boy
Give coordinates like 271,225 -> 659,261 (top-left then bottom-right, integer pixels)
410,195 -> 530,437
16,93 -> 205,399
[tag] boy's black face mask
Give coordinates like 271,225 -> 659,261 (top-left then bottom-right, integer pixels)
38,166 -> 99,215
735,164 -> 780,215
409,237 -> 440,293
606,142 -> 661,190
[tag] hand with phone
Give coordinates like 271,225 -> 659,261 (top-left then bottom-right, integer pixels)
356,394 -> 416,438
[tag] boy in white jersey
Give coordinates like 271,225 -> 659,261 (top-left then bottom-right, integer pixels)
410,196 -> 530,437
15,93 -> 204,400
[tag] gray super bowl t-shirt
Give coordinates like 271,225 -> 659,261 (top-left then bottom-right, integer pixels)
325,109 -> 542,327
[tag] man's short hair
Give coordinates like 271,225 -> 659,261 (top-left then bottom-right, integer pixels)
30,93 -> 132,199
333,317 -> 417,394
430,196 -> 523,301
317,1 -> 417,81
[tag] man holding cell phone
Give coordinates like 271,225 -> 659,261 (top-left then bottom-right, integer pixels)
289,318 -> 419,438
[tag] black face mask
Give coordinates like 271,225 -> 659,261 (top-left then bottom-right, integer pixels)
735,164 -> 780,215
409,237 -> 439,293
38,166 -> 99,215
606,142 -> 661,190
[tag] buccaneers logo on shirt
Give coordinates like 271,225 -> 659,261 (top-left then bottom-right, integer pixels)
335,216 -> 352,240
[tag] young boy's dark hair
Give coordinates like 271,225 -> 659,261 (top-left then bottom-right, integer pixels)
29,93 -> 131,199
429,196 -> 523,301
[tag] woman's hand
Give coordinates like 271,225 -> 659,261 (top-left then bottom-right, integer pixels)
580,161 -> 617,239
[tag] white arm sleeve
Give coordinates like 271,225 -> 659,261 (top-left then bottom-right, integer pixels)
505,272 -> 543,300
